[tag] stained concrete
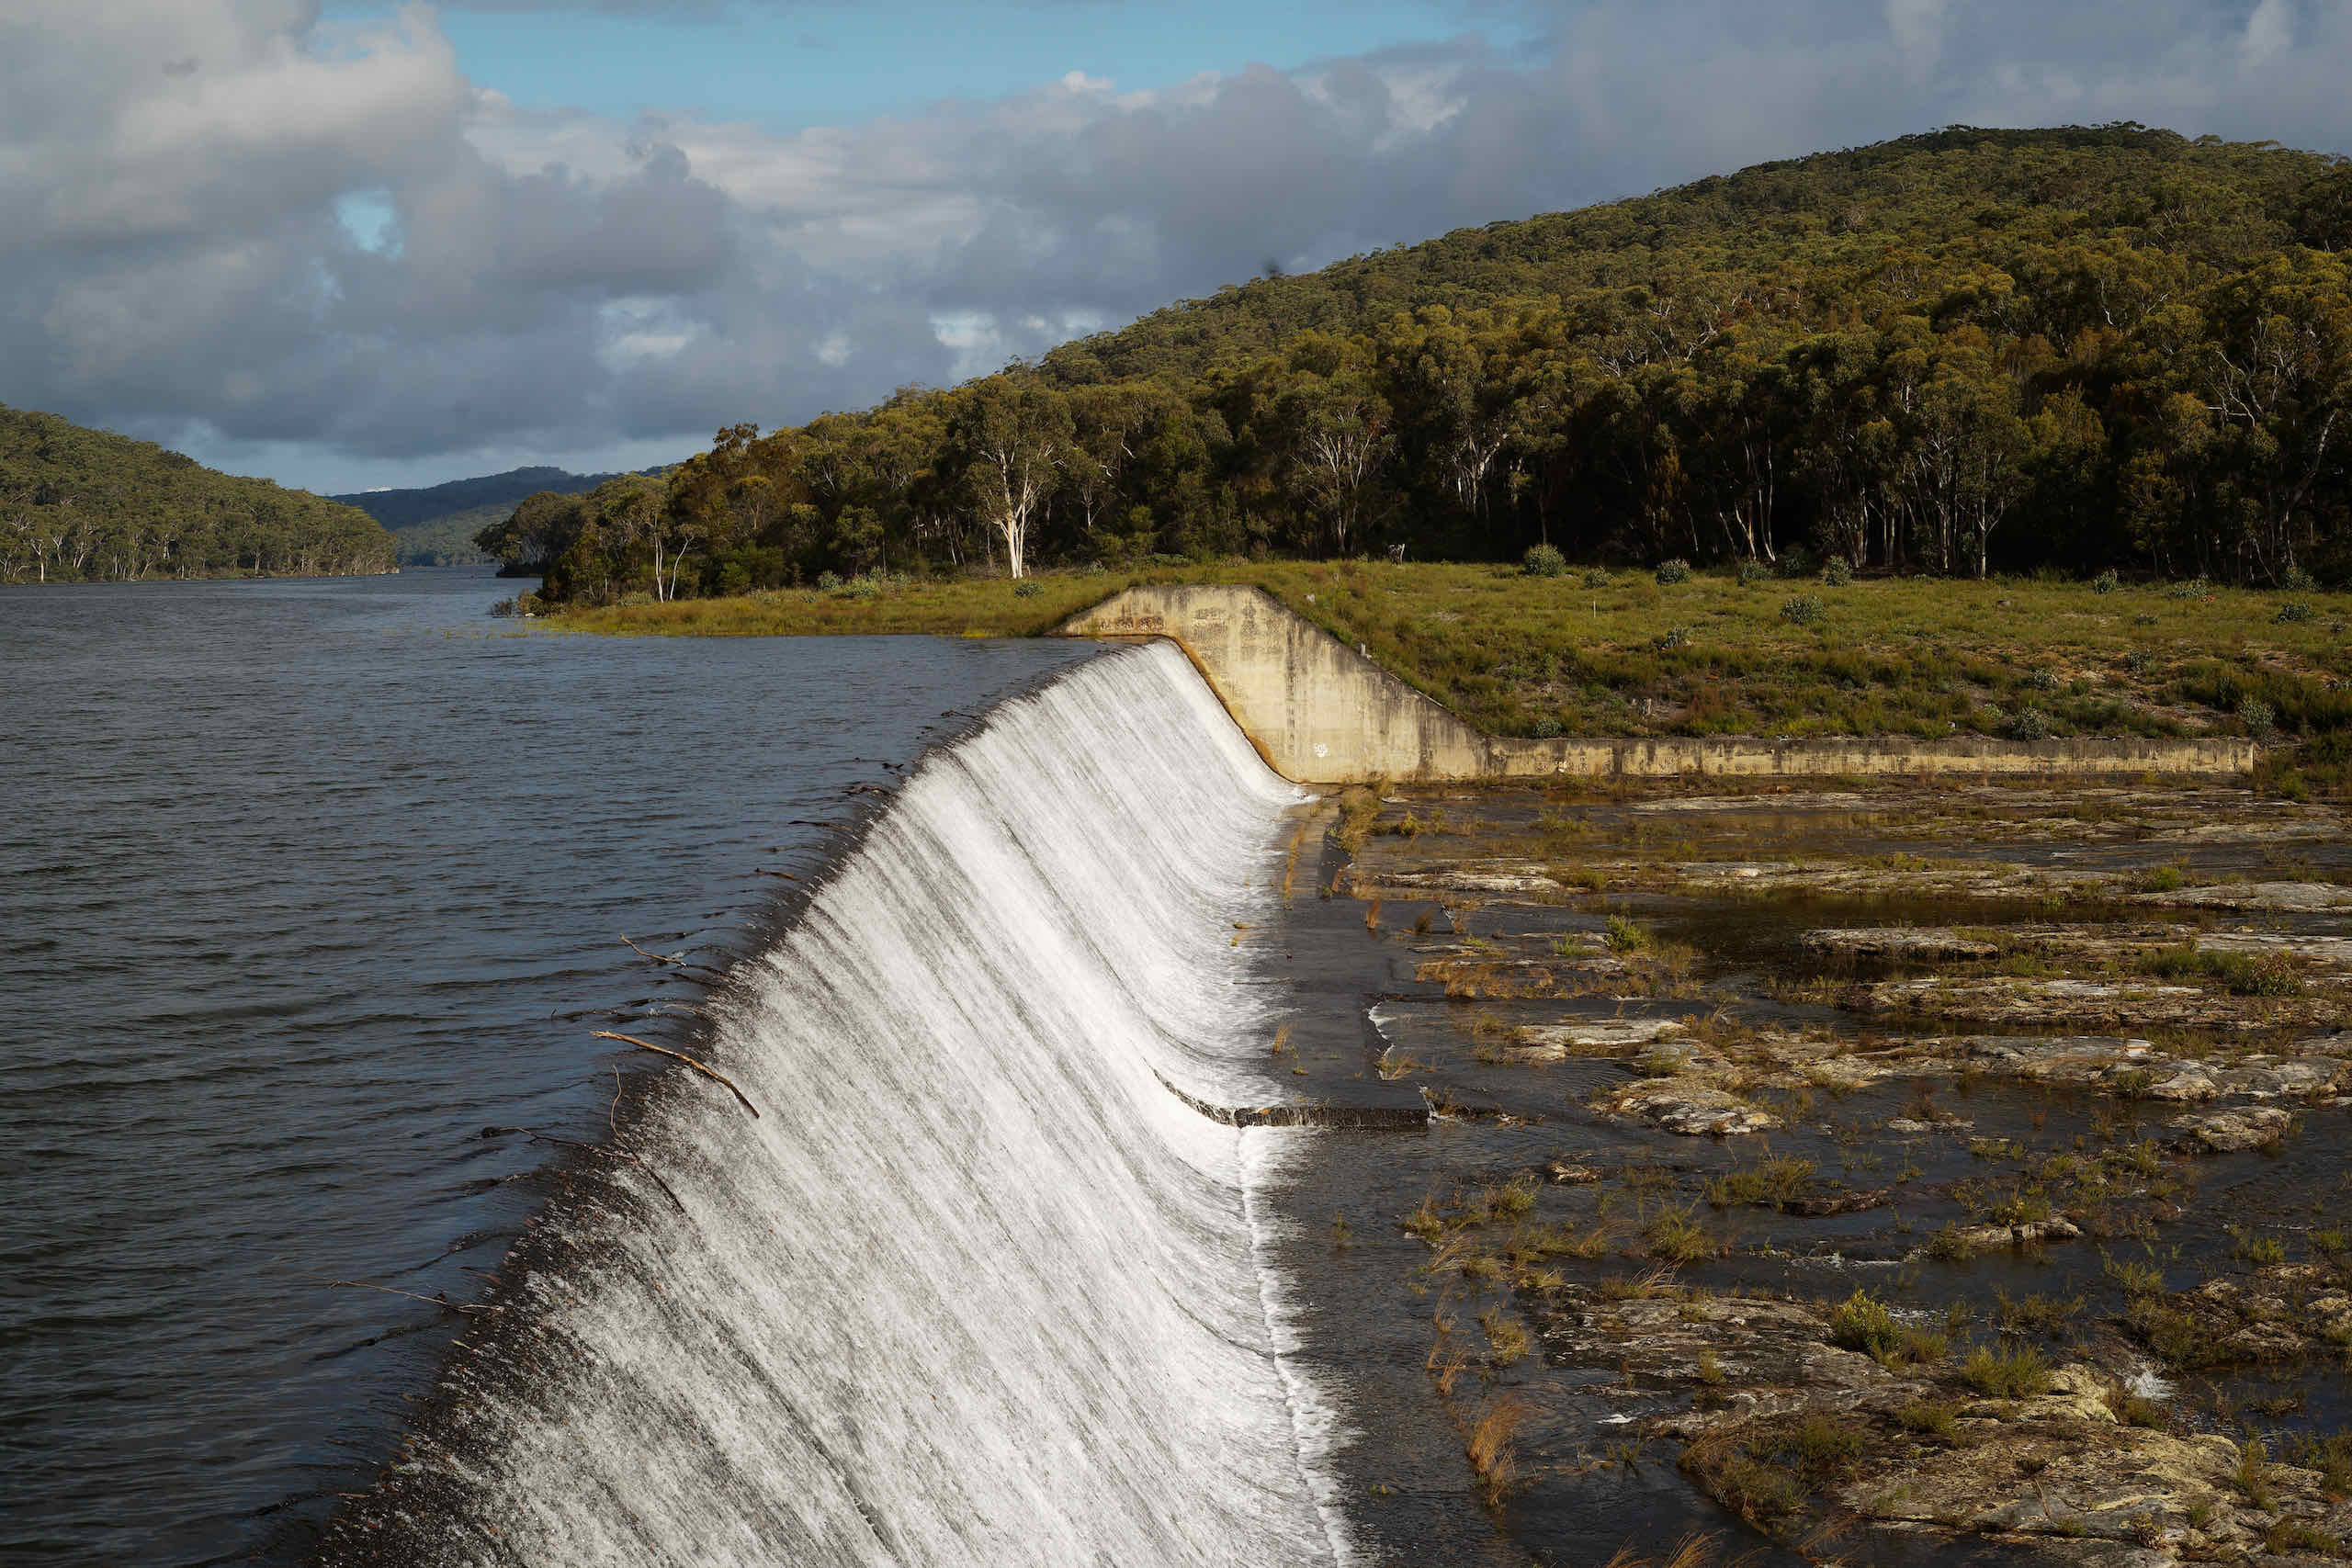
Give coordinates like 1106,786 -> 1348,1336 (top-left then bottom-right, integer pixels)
1059,583 -> 2258,784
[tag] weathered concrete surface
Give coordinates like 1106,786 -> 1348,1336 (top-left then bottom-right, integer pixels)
1059,583 -> 2258,784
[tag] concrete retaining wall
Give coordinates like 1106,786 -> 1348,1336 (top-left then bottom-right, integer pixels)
1057,583 -> 2257,784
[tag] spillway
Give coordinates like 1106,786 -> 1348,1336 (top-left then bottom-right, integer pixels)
324,641 -> 1349,1568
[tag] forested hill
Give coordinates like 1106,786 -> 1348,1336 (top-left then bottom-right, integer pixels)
1044,124 -> 2345,388
500,125 -> 2352,605
0,405 -> 396,583
331,467 -> 624,532
339,466 -> 657,566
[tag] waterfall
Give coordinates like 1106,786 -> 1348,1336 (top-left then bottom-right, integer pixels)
327,641 -> 1349,1568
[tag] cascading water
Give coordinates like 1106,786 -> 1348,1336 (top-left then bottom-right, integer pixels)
325,641 -> 1351,1568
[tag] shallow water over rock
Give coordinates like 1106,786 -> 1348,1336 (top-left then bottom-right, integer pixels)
1252,774 -> 2352,1565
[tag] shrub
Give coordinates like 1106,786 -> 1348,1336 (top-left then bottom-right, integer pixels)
2278,600 -> 2313,624
1993,1290 -> 2082,1337
2010,707 -> 2051,741
2238,1438 -> 2275,1510
1582,567 -> 1610,588
1783,1413 -> 1862,1480
1778,546 -> 1818,580
2140,944 -> 2304,998
2241,696 -> 2276,734
1603,913 -> 1652,953
489,596 -> 517,617
1522,543 -> 1567,578
1644,1206 -> 1713,1264
2231,1225 -> 2287,1267
815,570 -> 843,591
1781,594 -> 1822,626
1820,557 -> 1853,587
1653,625 -> 1692,650
1895,1401 -> 1959,1438
2282,565 -> 2320,592
1711,1455 -> 1806,1520
2093,569 -> 2120,593
2268,1521 -> 2339,1557
1012,578 -> 1043,598
843,575 -> 882,600
2102,1255 -> 2165,1297
2025,668 -> 2060,692
1827,1290 -> 1903,1360
1705,1156 -> 1815,1209
2168,577 -> 2211,599
2124,648 -> 2157,676
1959,1343 -> 2051,1398
1656,558 -> 1692,585
1736,558 -> 1769,586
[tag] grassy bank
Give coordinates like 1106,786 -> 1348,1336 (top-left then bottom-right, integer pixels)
555,561 -> 2351,751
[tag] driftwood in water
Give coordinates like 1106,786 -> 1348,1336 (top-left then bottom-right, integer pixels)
305,1276 -> 500,1316
592,1030 -> 760,1118
617,933 -> 731,984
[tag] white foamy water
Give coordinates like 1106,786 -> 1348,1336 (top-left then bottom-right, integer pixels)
332,642 -> 1343,1567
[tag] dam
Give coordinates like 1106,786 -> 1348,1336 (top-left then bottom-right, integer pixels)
322,642 -> 1354,1567
313,594 -> 2328,1568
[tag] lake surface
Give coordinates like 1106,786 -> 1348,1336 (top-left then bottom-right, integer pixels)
0,570 -> 1096,1567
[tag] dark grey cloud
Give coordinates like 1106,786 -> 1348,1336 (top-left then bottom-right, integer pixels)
5,0 -> 2351,489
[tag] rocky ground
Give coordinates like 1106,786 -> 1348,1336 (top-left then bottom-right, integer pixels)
1290,775 -> 2352,1566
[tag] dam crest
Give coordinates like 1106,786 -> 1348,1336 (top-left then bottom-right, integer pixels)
1058,583 -> 2256,784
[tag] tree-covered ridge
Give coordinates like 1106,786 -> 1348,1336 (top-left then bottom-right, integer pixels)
493,126 -> 2352,604
329,466 -> 629,533
0,405 -> 396,583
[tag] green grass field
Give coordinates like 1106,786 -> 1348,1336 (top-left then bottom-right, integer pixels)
554,561 -> 2352,757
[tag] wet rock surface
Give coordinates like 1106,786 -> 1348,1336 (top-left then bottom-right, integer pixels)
1255,777 -> 2352,1567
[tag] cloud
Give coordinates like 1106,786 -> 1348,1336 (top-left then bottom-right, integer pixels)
5,0 -> 2352,488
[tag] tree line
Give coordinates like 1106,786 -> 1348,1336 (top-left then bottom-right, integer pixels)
0,404 -> 397,584
480,126 -> 2352,603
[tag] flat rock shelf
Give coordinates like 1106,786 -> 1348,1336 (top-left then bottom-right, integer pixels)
1240,772 -> 2352,1567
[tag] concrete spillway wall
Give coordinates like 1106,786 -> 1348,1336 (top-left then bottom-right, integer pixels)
1057,583 -> 2258,785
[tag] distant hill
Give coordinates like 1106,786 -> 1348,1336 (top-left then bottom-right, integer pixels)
332,466 -> 669,566
331,467 -> 621,532
0,404 -> 396,583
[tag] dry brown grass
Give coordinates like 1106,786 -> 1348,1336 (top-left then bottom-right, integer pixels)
1464,1390 -> 1531,1505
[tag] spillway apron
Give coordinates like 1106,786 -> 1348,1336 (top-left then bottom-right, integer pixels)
320,641 -> 1351,1568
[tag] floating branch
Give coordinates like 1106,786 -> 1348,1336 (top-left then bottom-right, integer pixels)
753,868 -> 799,880
302,1276 -> 500,1317
592,1031 -> 760,1119
617,933 -> 731,984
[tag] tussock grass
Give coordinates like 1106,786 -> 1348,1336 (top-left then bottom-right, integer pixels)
1827,1289 -> 1946,1368
1464,1391 -> 1530,1504
1959,1343 -> 2052,1398
2139,944 -> 2308,997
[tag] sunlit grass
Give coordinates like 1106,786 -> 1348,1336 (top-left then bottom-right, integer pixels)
559,559 -> 2352,746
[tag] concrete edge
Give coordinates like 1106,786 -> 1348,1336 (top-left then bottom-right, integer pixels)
1057,582 -> 2258,784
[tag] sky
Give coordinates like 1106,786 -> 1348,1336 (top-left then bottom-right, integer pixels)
6,1 -> 2352,494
